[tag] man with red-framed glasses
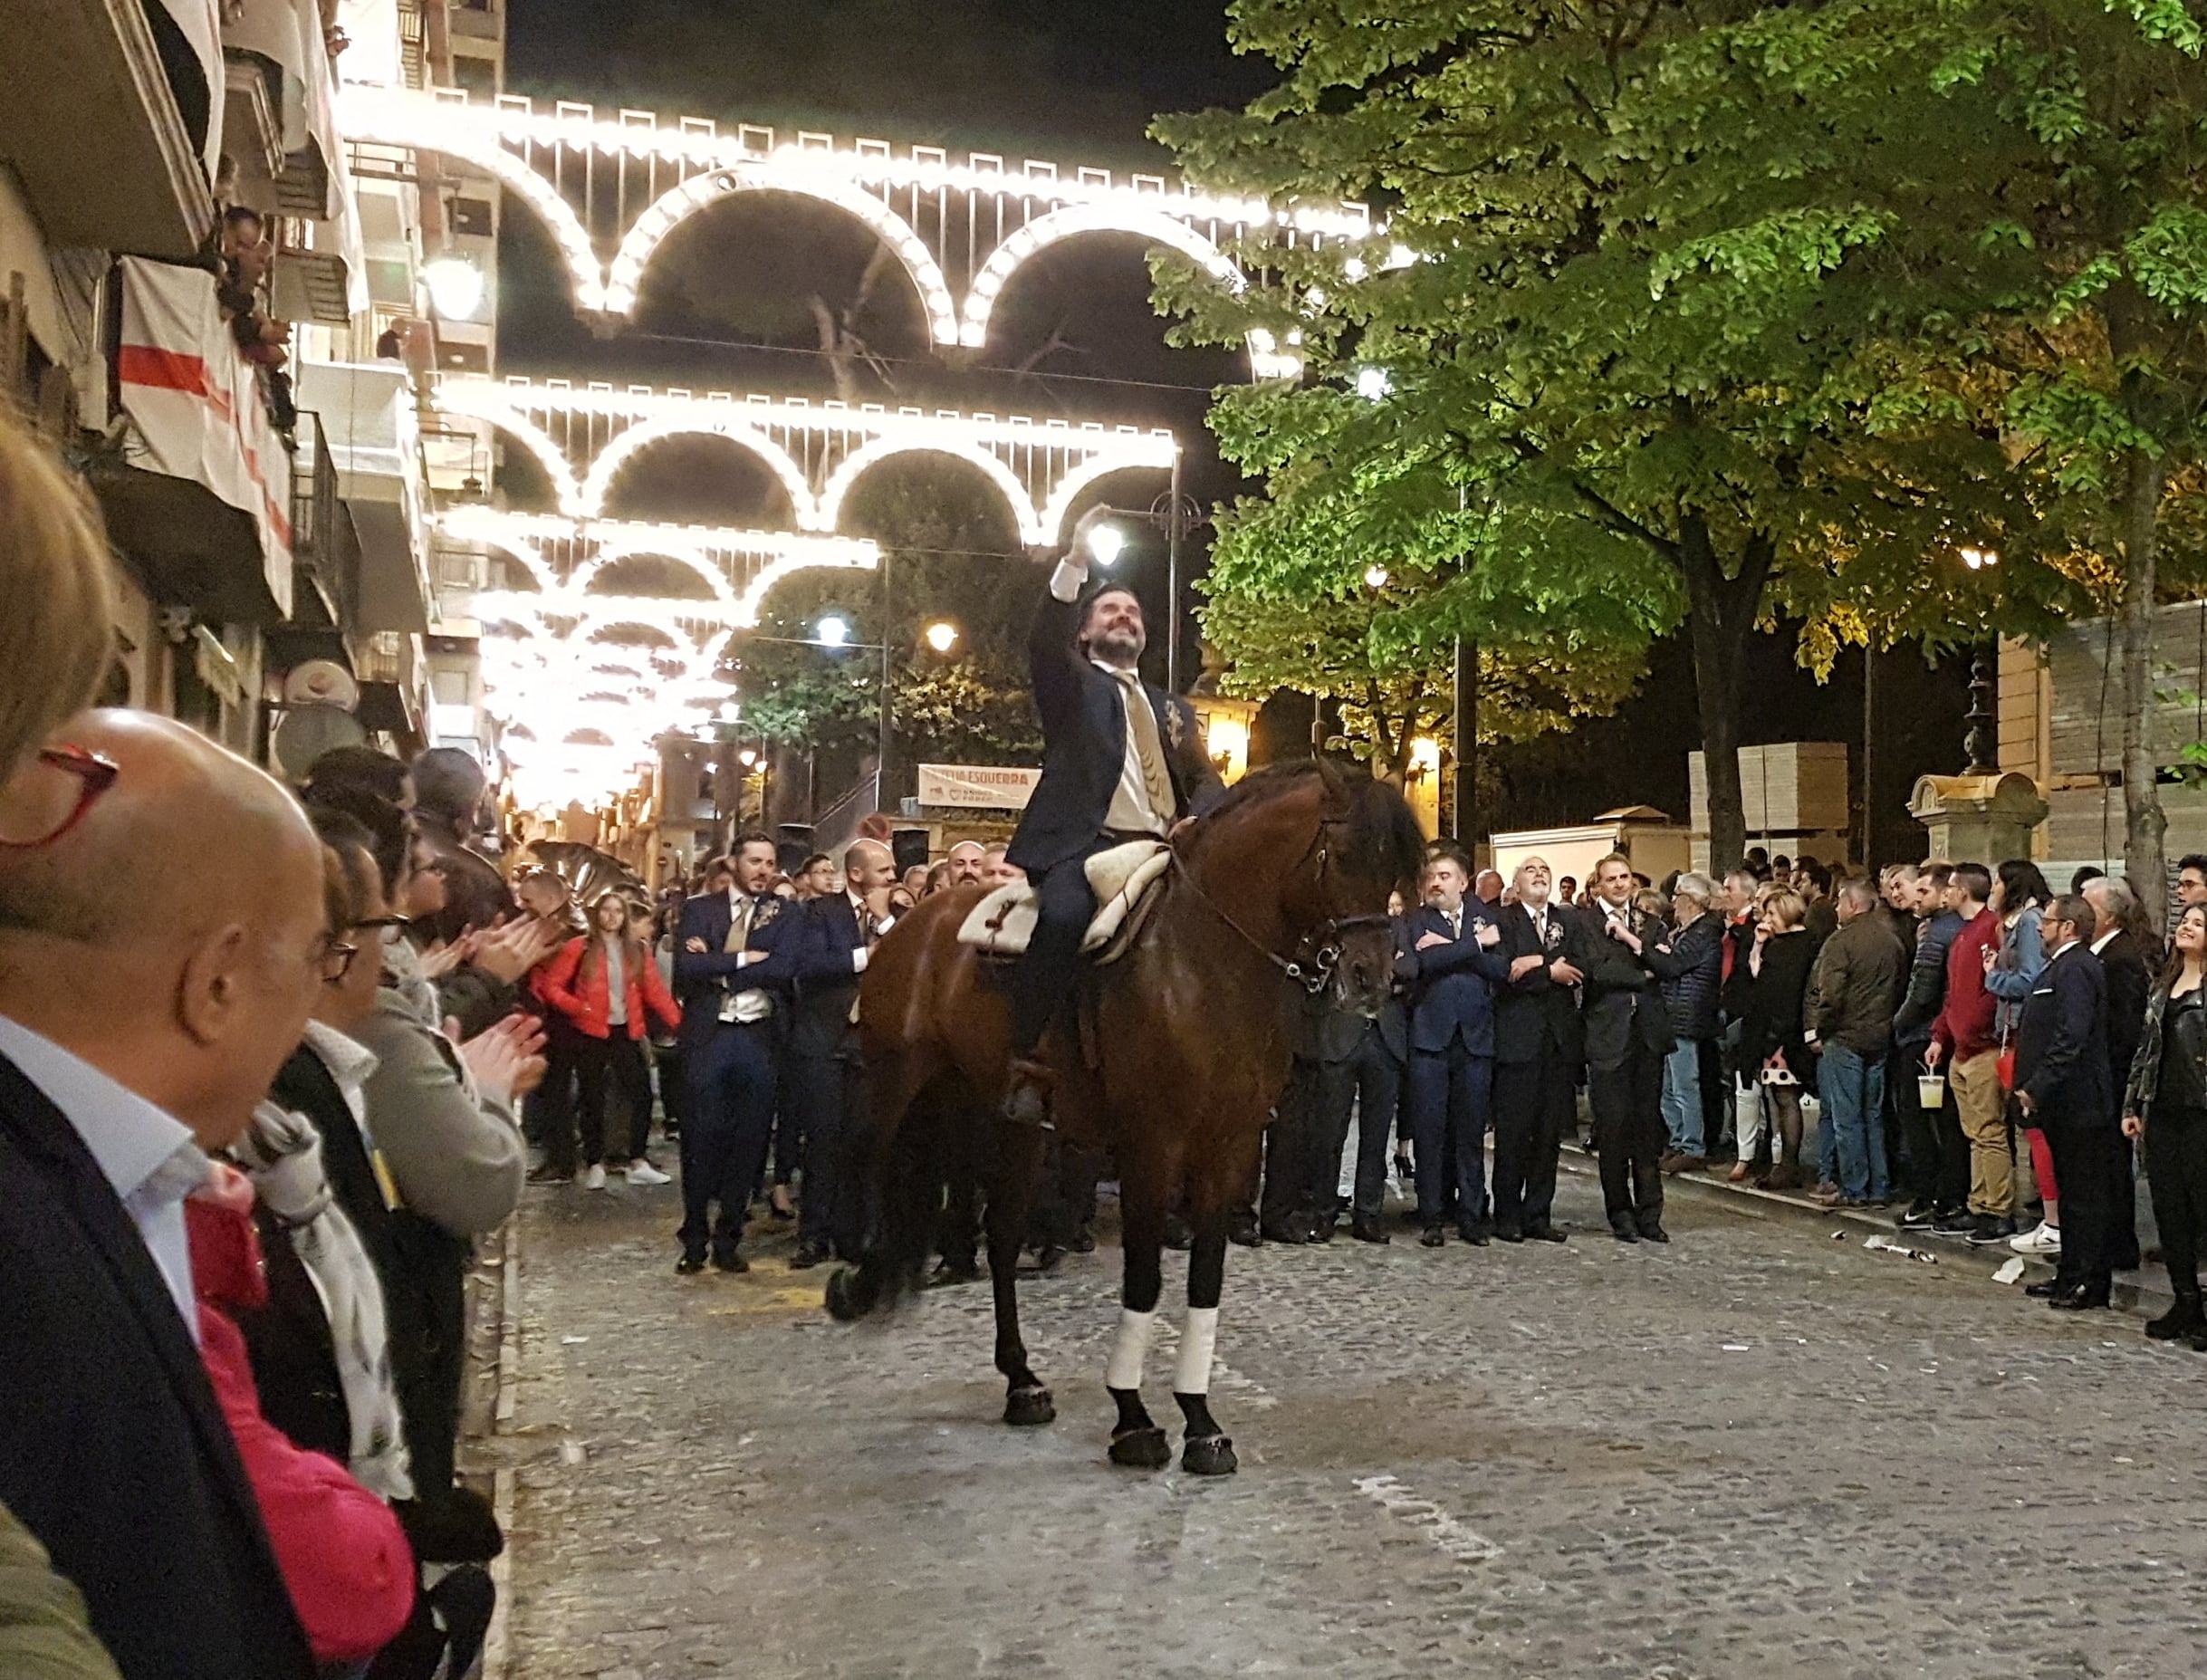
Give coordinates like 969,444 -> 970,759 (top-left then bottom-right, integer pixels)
0,710 -> 331,1680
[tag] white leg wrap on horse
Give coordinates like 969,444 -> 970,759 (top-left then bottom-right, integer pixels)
1175,1307 -> 1220,1397
1105,1309 -> 1157,1390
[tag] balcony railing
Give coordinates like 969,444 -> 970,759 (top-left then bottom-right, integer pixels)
291,410 -> 359,627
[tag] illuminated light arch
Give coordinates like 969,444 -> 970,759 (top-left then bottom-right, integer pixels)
578,416 -> 820,528
460,533 -> 559,595
1041,456 -> 1175,546
341,110 -> 608,313
571,612 -> 719,680
734,544 -> 886,628
569,542 -> 734,606
473,412 -> 584,516
603,163 -> 959,343
817,437 -> 1041,547
957,204 -> 1244,350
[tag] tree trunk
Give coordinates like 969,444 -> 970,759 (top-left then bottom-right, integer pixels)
2118,444 -> 2168,925
1679,519 -> 1771,877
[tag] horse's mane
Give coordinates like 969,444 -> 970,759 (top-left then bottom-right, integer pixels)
1199,759 -> 1426,891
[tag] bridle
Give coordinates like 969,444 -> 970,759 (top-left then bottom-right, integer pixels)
1168,815 -> 1392,995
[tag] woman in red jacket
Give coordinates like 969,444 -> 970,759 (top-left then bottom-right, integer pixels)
542,890 -> 682,1189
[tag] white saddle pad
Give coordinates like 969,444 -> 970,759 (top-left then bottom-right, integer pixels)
955,840 -> 1171,964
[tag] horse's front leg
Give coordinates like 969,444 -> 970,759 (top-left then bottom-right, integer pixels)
1105,1191 -> 1170,1468
1174,1223 -> 1237,1475
991,1121 -> 1055,1426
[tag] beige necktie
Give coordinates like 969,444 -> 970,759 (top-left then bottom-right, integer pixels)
1113,668 -> 1176,825
724,893 -> 753,955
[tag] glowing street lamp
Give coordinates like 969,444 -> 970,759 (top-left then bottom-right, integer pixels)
1087,523 -> 1128,569
422,255 -> 486,322
1363,563 -> 1390,590
1959,545 -> 2000,571
923,619 -> 959,654
1355,366 -> 1393,402
815,613 -> 852,647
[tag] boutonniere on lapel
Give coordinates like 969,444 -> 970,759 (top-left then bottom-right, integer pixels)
755,898 -> 782,927
1165,700 -> 1186,752
1545,919 -> 1564,953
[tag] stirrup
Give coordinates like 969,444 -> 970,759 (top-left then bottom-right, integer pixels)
1003,1059 -> 1057,1132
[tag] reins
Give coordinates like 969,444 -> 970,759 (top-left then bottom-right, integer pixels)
1166,819 -> 1390,996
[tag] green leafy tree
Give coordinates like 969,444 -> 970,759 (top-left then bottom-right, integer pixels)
1153,0 -> 2066,869
1200,569 -> 1646,784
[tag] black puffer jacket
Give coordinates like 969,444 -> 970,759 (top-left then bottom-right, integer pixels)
1661,913 -> 1725,1042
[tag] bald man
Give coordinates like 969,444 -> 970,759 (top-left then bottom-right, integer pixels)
785,838 -> 902,1265
0,710 -> 326,1680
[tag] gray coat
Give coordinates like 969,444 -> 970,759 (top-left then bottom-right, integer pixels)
350,992 -> 524,1240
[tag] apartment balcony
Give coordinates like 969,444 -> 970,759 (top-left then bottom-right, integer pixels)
0,0 -> 217,259
225,0 -> 368,323
89,256 -> 296,625
293,358 -> 435,635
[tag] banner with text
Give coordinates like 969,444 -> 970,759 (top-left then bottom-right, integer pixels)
917,763 -> 1041,811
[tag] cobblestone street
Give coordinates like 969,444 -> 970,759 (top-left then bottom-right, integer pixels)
496,1167 -> 2207,1680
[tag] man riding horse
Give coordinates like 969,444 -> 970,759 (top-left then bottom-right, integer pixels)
1001,505 -> 1225,1128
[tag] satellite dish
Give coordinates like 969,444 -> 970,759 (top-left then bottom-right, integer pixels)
283,659 -> 360,712
272,704 -> 368,782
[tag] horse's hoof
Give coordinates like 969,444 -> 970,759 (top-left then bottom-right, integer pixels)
1003,1385 -> 1056,1426
1181,1433 -> 1238,1476
823,1265 -> 865,1321
1108,1426 -> 1171,1469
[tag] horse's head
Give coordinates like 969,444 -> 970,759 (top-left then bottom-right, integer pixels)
1186,759 -> 1425,1019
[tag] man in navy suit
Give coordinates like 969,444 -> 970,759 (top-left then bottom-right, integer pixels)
2015,893 -> 2120,1309
1401,843 -> 1511,1246
0,711 -> 322,1680
672,830 -> 803,1274
785,838 -> 901,1269
1491,856 -> 1585,1243
1001,506 -> 1225,1126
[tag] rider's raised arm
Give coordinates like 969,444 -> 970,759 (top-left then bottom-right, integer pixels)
1028,509 -> 1108,734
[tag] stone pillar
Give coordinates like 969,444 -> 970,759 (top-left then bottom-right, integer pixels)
1907,772 -> 2049,865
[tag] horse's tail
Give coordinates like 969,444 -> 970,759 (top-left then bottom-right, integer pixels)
825,1072 -> 961,1322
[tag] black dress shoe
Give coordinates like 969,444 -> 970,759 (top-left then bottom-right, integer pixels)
1349,1218 -> 1391,1245
2049,1282 -> 2111,1310
1525,1224 -> 1568,1243
1260,1221 -> 1309,1245
1164,1216 -> 1194,1252
926,1257 -> 981,1288
1457,1225 -> 1490,1247
1069,1229 -> 1097,1254
1492,1224 -> 1525,1243
675,1252 -> 706,1275
2024,1279 -> 2060,1299
1610,1223 -> 1640,1243
1226,1213 -> 1261,1247
525,1164 -> 574,1186
1638,1223 -> 1670,1244
1419,1225 -> 1446,1248
789,1243 -> 825,1270
710,1247 -> 749,1274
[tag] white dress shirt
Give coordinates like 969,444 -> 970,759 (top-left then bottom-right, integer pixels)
846,888 -> 896,975
0,1012 -> 207,1340
719,888 -> 776,1023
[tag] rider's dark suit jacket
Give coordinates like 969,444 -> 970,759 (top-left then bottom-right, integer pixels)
1569,901 -> 1679,1068
1401,900 -> 1511,1056
1005,588 -> 1225,877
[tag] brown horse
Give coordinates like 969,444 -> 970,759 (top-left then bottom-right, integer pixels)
825,761 -> 1425,1474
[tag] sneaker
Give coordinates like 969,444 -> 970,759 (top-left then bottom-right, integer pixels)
1966,1215 -> 2018,1247
626,1160 -> 671,1187
2008,1220 -> 2062,1256
1931,1211 -> 1977,1236
584,1163 -> 607,1191
1895,1205 -> 1939,1229
525,1164 -> 572,1186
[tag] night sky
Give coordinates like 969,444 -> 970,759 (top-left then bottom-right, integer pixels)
491,0 -> 1971,853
